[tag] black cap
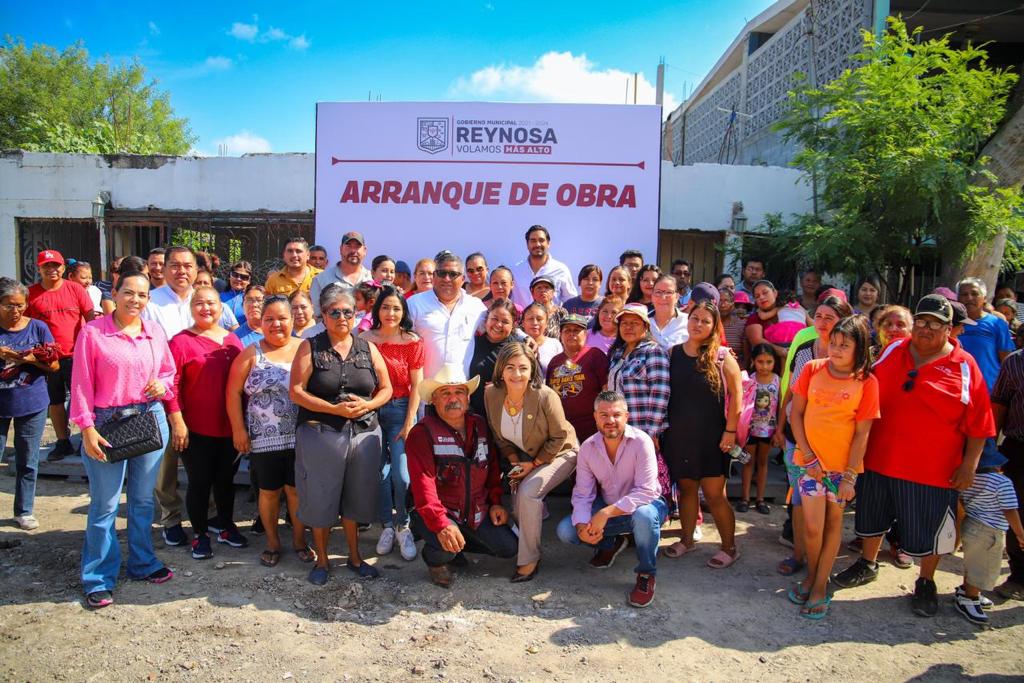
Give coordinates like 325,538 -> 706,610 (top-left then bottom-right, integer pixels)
949,300 -> 977,327
915,294 -> 953,324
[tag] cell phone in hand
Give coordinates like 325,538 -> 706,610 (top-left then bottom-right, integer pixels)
508,465 -> 524,478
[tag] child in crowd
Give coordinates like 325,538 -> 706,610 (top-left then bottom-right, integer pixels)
764,299 -> 806,350
789,315 -> 879,619
737,343 -> 779,515
354,281 -> 381,332
65,260 -> 102,315
956,467 -> 1024,626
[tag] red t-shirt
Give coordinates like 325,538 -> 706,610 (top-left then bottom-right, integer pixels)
545,347 -> 609,443
866,338 -> 995,488
166,330 -> 243,438
375,338 -> 425,399
26,280 -> 94,358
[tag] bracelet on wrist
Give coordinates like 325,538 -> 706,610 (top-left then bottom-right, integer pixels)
724,429 -> 736,434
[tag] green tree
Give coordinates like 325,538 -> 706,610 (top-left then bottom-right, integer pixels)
0,36 -> 195,154
762,17 -> 1023,303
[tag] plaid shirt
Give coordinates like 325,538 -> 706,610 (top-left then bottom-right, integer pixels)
608,340 -> 671,439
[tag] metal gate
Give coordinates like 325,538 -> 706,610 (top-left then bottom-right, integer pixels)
16,218 -> 100,284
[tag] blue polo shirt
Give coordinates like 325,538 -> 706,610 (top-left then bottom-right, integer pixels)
958,312 -> 1014,390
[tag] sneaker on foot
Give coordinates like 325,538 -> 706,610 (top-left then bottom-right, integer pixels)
48,439 -> 74,462
590,536 -> 628,569
911,577 -> 938,617
954,593 -> 988,626
628,573 -> 656,608
86,590 -> 114,609
250,517 -> 265,535
396,526 -> 418,561
144,567 -> 174,584
162,524 -> 187,547
832,557 -> 879,589
217,527 -> 249,548
889,543 -> 913,569
346,560 -> 380,579
692,525 -> 703,543
376,527 -> 396,555
207,519 -> 225,535
429,564 -> 452,588
13,514 -> 39,531
191,534 -> 213,560
955,585 -> 993,610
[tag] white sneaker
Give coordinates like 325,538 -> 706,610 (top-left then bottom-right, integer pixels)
14,515 -> 39,531
692,525 -> 703,543
954,593 -> 989,626
396,526 -> 418,561
376,527 -> 396,555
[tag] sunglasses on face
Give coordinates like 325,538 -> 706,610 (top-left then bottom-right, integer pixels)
466,266 -> 487,274
230,271 -> 251,281
325,307 -> 355,320
435,270 -> 463,280
913,318 -> 947,331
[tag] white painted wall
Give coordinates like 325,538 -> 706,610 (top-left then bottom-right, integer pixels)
659,161 -> 812,231
0,152 -> 813,278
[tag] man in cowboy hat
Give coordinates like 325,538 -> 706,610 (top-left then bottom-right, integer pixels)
407,364 -> 517,587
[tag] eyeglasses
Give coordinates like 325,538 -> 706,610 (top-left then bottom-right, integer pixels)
0,302 -> 27,310
913,318 -> 948,331
325,307 -> 355,320
652,289 -> 677,298
230,271 -> 251,281
902,369 -> 919,392
244,297 -> 265,305
435,270 -> 463,280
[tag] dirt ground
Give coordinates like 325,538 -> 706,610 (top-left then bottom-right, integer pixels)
1,463 -> 1023,683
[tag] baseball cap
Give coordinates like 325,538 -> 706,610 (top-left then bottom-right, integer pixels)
690,282 -> 720,306
530,275 -> 556,291
558,313 -> 589,330
915,294 -> 953,324
341,231 -> 365,246
615,303 -> 650,326
816,287 -> 848,304
949,301 -> 977,327
37,250 -> 64,266
932,286 -> 957,302
395,260 -> 411,276
732,290 -> 753,307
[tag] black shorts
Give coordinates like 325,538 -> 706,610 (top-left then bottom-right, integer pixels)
250,449 -> 296,490
854,470 -> 958,556
46,357 -> 73,406
746,435 -> 772,446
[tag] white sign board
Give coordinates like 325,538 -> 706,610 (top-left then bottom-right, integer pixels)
315,102 -> 661,278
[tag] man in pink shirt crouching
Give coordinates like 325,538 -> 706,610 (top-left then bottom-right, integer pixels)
555,390 -> 667,608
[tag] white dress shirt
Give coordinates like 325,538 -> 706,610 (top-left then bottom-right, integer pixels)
142,285 -> 194,338
650,309 -> 689,352
510,255 -> 577,309
407,289 -> 487,377
310,263 -> 373,315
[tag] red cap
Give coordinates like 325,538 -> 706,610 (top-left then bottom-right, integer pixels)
816,287 -> 847,304
37,250 -> 64,266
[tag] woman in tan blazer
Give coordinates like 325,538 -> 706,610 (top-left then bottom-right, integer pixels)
484,342 -> 578,582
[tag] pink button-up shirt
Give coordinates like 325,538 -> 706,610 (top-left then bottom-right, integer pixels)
69,316 -> 177,430
571,424 -> 661,525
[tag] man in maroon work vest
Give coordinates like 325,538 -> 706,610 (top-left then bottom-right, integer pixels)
408,364 -> 517,587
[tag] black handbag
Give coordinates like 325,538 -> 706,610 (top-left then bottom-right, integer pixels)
98,405 -> 163,463
96,336 -> 164,463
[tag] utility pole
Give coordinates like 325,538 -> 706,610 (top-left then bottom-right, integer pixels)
633,72 -> 638,104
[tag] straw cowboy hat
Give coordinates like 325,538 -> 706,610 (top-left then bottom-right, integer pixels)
417,364 -> 481,403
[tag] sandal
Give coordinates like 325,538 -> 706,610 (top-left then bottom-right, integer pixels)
735,500 -> 750,513
777,557 -> 805,576
294,545 -> 317,563
787,584 -> 811,605
707,548 -> 740,569
755,501 -> 771,515
800,595 -> 832,620
259,549 -> 281,567
663,541 -> 697,558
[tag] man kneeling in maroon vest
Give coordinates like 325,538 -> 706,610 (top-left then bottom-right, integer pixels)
408,364 -> 517,587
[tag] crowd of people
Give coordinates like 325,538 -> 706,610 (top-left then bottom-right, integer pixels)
1,225 -> 1023,622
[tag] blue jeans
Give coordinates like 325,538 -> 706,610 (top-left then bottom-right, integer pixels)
378,397 -> 410,528
0,408 -> 47,516
556,496 -> 668,575
81,403 -> 169,595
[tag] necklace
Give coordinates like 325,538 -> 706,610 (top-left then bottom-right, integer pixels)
504,395 -> 524,417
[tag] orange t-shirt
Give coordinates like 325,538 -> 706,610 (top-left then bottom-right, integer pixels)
791,358 -> 880,472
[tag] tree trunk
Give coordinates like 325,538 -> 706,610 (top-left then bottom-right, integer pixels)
943,78 -> 1024,291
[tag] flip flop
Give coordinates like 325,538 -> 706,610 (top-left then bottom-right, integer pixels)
663,541 -> 697,558
787,584 -> 811,605
800,595 -> 832,620
259,549 -> 281,567
707,548 -> 740,569
293,545 -> 317,563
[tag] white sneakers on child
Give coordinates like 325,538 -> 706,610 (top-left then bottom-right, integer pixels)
396,527 -> 417,561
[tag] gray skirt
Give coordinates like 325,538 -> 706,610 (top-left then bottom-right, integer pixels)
295,422 -> 381,528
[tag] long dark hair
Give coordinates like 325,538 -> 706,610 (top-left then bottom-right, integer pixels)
829,315 -> 873,380
690,300 -> 723,395
370,285 -> 412,332
627,264 -> 660,304
747,342 -> 778,374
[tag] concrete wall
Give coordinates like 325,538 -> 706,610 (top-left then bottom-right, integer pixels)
0,152 -> 814,278
0,151 -> 314,276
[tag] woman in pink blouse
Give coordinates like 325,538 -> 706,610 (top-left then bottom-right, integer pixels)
69,272 -> 179,609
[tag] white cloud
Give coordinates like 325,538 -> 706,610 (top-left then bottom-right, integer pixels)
228,21 -> 259,41
227,19 -> 309,50
166,56 -> 233,80
451,51 -> 678,114
206,130 -> 273,156
148,21 -> 160,36
204,56 -> 233,71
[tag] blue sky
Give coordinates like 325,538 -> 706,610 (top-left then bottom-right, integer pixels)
2,1 -> 773,155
